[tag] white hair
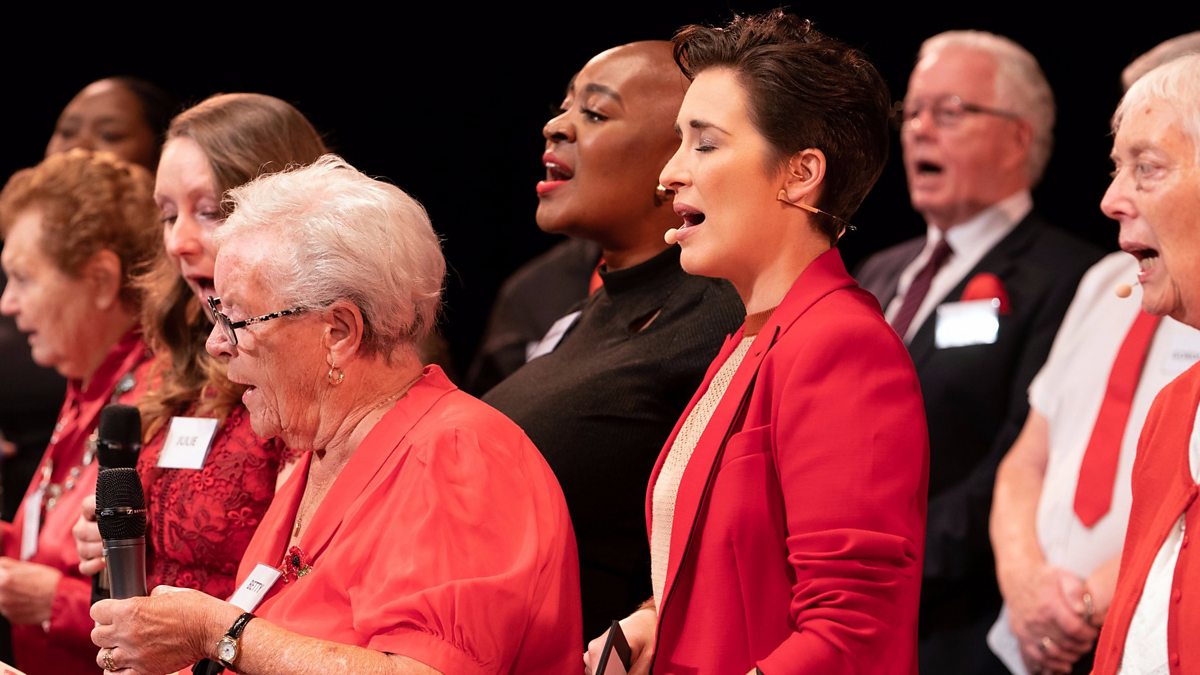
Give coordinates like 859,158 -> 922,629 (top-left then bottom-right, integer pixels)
216,154 -> 445,357
1115,53 -> 1200,164
920,31 -> 1056,186
1122,32 -> 1200,91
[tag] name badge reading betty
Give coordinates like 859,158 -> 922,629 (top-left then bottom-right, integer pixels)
157,417 -> 220,470
935,299 -> 1000,349
228,563 -> 282,612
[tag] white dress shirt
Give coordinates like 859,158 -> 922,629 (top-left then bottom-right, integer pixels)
885,191 -> 1032,342
986,252 -> 1200,673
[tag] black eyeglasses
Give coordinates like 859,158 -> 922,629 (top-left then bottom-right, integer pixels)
206,296 -> 305,347
895,95 -> 1022,130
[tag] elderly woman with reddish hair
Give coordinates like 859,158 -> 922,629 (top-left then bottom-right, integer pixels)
0,149 -> 160,674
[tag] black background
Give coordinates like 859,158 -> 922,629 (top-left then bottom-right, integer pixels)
4,6 -> 1197,372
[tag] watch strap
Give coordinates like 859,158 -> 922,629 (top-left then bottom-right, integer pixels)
226,612 -> 256,639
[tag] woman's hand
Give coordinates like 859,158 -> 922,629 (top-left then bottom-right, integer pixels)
584,606 -> 656,675
73,493 -> 106,577
91,585 -> 240,675
0,557 -> 62,625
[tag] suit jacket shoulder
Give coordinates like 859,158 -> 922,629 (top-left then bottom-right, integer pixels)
854,236 -> 925,307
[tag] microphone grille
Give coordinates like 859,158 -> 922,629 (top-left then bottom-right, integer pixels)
96,468 -> 147,540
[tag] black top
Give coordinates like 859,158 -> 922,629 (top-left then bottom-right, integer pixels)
465,238 -> 601,395
484,245 -> 744,639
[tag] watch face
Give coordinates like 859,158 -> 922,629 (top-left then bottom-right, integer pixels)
218,637 -> 238,663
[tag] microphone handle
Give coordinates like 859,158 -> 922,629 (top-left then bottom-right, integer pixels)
103,537 -> 148,599
91,567 -> 111,605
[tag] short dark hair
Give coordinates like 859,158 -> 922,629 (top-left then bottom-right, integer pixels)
672,10 -> 891,241
105,76 -> 180,169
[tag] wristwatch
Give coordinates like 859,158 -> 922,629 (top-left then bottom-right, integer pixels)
215,611 -> 256,670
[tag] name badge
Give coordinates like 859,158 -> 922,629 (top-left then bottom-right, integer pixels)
20,488 -> 44,561
228,563 -> 282,612
157,417 -> 220,470
526,310 -> 582,361
1161,330 -> 1200,378
935,299 -> 1000,349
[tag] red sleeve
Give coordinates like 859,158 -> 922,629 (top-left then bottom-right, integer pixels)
759,314 -> 929,674
46,573 -> 96,653
348,424 -> 577,673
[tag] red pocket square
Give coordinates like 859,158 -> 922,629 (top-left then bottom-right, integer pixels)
961,273 -> 1011,314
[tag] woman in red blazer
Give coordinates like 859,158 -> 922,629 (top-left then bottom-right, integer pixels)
585,11 -> 930,675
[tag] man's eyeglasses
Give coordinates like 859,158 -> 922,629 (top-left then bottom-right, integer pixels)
895,95 -> 1022,130
206,296 -> 305,347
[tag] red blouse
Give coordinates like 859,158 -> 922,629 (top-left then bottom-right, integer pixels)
233,366 -> 582,674
138,404 -> 288,600
1,330 -> 149,675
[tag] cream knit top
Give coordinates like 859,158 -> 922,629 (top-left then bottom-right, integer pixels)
650,309 -> 774,605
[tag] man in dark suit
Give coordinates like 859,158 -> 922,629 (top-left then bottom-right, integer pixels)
856,31 -> 1103,673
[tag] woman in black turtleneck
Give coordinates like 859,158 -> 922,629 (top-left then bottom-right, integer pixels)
483,40 -> 742,639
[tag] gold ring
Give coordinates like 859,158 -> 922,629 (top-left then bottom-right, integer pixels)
1040,635 -> 1054,653
1082,589 -> 1097,626
103,648 -> 117,671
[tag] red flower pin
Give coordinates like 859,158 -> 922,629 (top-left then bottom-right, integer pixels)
961,273 -> 1011,314
281,545 -> 313,583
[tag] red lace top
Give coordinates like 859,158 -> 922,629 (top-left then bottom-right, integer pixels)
138,404 -> 290,600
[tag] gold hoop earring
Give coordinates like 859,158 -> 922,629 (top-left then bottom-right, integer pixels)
327,366 -> 345,386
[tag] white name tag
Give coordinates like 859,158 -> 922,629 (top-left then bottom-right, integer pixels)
19,488 -> 44,561
157,417 -> 219,470
1161,330 -> 1200,378
526,310 -> 582,361
935,299 -> 1000,349
228,563 -> 282,612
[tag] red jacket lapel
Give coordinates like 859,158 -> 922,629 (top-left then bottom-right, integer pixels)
653,249 -> 857,610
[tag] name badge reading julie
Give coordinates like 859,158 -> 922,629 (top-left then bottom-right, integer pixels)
935,299 -> 1000,349
157,417 -> 220,470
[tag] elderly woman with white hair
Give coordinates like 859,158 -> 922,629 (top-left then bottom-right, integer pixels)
1091,53 -> 1200,674
88,155 -> 582,675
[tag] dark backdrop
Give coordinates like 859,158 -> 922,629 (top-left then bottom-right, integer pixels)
4,6 -> 1197,373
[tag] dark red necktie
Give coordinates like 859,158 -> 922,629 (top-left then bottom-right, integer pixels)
890,238 -> 953,339
1073,310 -> 1162,527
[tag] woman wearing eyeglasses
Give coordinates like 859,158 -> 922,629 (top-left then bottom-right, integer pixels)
585,11 -> 929,675
89,156 -> 580,675
72,93 -> 328,609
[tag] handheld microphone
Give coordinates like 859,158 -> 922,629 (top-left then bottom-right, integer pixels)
96,404 -> 142,470
96,467 -> 148,599
92,404 -> 142,604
